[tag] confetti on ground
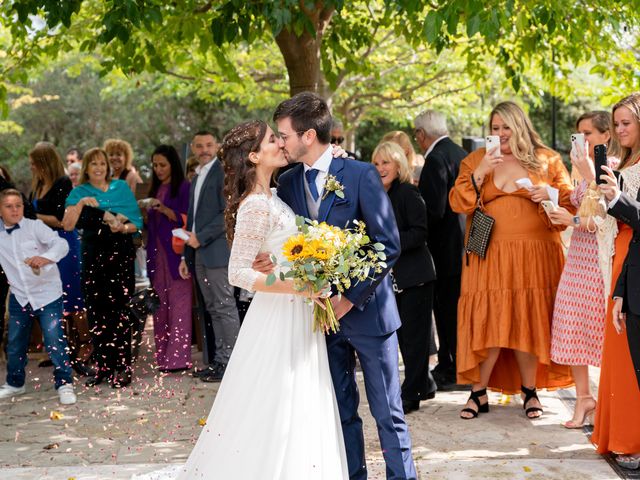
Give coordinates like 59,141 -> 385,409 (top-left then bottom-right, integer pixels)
50,411 -> 65,420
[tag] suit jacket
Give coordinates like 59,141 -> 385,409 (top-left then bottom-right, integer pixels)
278,157 -> 402,337
387,179 -> 436,290
418,137 -> 467,278
610,189 -> 640,315
184,159 -> 230,269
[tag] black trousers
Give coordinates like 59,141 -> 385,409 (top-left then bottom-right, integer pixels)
627,311 -> 640,391
396,282 -> 436,401
433,274 -> 461,376
83,235 -> 135,373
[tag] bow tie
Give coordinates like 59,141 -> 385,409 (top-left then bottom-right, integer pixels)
5,224 -> 20,235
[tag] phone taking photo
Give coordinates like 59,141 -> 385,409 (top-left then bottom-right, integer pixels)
485,135 -> 501,157
571,133 -> 585,156
594,144 -> 608,185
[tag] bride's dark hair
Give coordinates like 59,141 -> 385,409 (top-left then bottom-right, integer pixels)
219,120 -> 268,244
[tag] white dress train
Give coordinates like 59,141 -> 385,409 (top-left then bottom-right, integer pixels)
132,190 -> 348,480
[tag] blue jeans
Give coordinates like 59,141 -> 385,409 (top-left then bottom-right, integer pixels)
7,295 -> 73,389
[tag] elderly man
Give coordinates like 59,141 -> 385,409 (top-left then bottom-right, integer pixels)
414,110 -> 467,391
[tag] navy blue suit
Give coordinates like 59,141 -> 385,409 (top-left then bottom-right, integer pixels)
278,157 -> 416,480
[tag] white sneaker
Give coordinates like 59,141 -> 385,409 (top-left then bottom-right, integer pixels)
0,383 -> 26,399
57,384 -> 77,405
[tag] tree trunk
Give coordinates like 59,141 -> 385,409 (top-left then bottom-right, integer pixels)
274,3 -> 334,99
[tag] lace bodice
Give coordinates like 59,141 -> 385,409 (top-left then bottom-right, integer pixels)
228,189 -> 298,292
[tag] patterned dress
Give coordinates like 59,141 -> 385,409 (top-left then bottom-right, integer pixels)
550,180 -> 606,366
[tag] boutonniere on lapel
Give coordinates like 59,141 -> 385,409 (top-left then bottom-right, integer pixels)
322,174 -> 345,200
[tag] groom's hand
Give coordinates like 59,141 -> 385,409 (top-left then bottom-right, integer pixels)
253,252 -> 275,274
330,296 -> 353,320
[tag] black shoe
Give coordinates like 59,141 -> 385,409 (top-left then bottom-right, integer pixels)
200,363 -> 226,383
460,388 -> 489,419
159,366 -> 191,374
192,366 -> 216,378
423,389 -> 436,400
110,371 -> 132,389
403,399 -> 420,414
73,361 -> 97,377
38,359 -> 53,368
85,370 -> 111,387
521,385 -> 543,419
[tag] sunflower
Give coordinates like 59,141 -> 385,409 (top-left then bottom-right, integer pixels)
283,234 -> 307,261
304,239 -> 335,260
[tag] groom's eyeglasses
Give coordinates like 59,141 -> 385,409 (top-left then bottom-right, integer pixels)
278,131 -> 306,142
331,136 -> 345,145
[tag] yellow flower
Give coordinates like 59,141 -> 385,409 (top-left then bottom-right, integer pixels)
283,234 -> 307,261
304,239 -> 334,260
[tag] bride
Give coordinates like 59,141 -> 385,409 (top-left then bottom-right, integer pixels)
133,120 -> 348,479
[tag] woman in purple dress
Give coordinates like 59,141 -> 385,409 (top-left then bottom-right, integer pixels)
143,145 -> 192,372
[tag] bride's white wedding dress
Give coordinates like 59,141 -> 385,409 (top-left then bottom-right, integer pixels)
132,190 -> 348,480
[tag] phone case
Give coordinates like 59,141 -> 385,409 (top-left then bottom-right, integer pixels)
594,144 -> 608,185
485,135 -> 500,155
571,133 -> 585,154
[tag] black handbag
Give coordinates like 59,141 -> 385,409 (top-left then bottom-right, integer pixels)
465,175 -> 495,261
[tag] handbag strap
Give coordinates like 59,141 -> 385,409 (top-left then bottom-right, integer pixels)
470,174 -> 484,209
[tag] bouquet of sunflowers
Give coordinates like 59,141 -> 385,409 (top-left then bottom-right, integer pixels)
267,216 -> 387,333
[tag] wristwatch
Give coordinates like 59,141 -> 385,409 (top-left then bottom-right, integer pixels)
572,216 -> 580,226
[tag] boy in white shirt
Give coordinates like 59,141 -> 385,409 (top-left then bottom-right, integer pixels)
0,189 -> 76,404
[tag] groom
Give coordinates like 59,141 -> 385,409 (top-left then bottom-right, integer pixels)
273,93 -> 417,480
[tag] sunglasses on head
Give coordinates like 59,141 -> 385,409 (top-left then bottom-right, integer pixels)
331,136 -> 345,145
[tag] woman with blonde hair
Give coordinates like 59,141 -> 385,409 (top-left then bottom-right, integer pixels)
103,138 -> 142,193
372,141 -> 437,413
450,101 -> 574,419
382,130 -> 424,183
591,92 -> 640,470
28,142 -> 91,375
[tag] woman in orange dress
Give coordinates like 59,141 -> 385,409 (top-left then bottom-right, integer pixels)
591,93 -> 640,470
450,101 -> 574,420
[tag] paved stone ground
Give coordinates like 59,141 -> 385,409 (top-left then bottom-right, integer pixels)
0,323 -> 621,480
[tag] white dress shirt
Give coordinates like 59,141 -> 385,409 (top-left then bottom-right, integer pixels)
303,146 -> 333,219
0,218 -> 69,310
423,135 -> 449,159
192,158 -> 216,232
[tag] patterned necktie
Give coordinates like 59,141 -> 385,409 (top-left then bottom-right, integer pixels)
5,224 -> 20,235
305,168 -> 320,201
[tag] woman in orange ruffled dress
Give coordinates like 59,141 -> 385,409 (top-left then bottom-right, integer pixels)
591,92 -> 640,470
450,101 -> 574,420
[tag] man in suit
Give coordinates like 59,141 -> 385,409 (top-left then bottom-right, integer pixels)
601,167 -> 640,389
414,110 -> 467,390
274,93 -> 416,480
179,131 -> 240,383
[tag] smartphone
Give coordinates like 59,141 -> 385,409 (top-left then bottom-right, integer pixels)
594,144 -> 608,185
540,200 -> 561,224
571,133 -> 585,156
485,135 -> 501,157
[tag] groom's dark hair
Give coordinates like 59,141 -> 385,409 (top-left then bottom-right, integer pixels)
273,92 -> 332,145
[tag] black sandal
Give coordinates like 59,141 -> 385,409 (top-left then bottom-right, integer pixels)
460,388 -> 489,419
521,385 -> 543,418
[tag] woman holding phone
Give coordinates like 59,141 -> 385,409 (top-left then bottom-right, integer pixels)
450,101 -> 574,420
591,93 -> 640,470
546,111 -> 616,429
143,145 -> 192,373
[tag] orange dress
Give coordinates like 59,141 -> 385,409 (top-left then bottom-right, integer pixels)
449,148 -> 574,394
591,223 -> 640,454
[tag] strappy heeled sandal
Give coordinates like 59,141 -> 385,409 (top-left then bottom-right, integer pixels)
460,388 -> 489,419
562,395 -> 596,429
521,385 -> 543,419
